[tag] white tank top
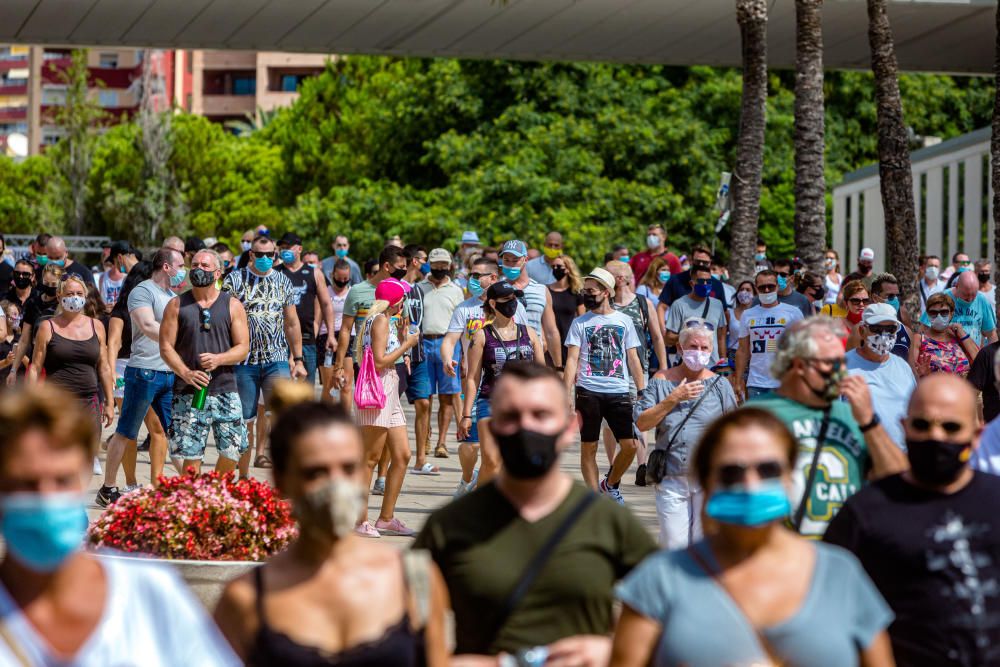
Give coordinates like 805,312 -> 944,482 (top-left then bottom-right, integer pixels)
823,273 -> 842,305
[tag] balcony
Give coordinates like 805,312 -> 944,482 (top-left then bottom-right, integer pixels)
200,95 -> 255,117
201,51 -> 256,71
0,107 -> 27,122
0,84 -> 27,96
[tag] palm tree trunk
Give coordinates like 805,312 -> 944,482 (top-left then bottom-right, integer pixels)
992,1 -> 1000,308
794,0 -> 826,275
867,0 -> 918,295
729,0 -> 769,285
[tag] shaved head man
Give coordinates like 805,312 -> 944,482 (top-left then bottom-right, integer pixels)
525,230 -> 565,285
162,236 -> 185,255
921,269 -> 998,346
37,235 -> 95,288
826,373 -> 1000,665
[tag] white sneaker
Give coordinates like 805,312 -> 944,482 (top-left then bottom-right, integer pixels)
122,484 -> 142,495
454,479 -> 471,498
92,457 -> 103,475
372,477 -> 386,496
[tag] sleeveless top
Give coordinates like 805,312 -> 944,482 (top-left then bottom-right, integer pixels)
248,563 -> 425,667
44,319 -> 100,397
478,323 -> 533,400
281,264 -> 319,342
518,280 -> 547,337
173,292 -> 237,395
919,335 -> 970,376
547,287 -> 580,350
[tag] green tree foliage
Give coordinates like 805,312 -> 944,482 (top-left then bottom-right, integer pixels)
0,57 -> 991,266
0,157 -> 63,232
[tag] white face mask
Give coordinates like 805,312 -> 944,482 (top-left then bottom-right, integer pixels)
824,258 -> 835,269
759,291 -> 778,305
60,296 -> 86,313
646,234 -> 661,249
930,314 -> 951,332
241,240 -> 252,252
681,349 -> 712,372
736,290 -> 753,305
865,331 -> 897,356
925,266 -> 939,281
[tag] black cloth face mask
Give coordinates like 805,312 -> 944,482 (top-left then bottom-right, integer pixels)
491,425 -> 560,479
906,438 -> 972,486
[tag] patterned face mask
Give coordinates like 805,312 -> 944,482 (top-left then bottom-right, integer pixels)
865,331 -> 897,356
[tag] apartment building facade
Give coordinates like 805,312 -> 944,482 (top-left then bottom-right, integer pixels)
1,45 -> 328,156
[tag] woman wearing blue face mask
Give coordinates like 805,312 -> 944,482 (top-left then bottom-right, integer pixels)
611,408 -> 895,667
0,384 -> 241,666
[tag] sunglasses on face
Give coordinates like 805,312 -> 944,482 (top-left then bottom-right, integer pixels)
693,278 -> 712,286
253,251 -> 276,258
848,297 -> 870,306
926,309 -> 951,318
867,324 -> 898,336
757,283 -> 777,293
716,460 -> 785,487
13,272 -> 31,280
775,271 -> 790,278
470,272 -> 493,280
908,417 -> 964,435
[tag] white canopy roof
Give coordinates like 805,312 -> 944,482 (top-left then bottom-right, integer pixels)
1,0 -> 993,74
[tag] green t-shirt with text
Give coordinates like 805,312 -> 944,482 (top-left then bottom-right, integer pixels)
747,394 -> 868,539
342,280 -> 376,336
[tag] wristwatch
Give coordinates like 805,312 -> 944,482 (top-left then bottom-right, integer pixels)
293,356 -> 304,363
859,413 -> 881,433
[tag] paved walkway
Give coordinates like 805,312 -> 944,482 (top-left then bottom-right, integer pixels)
87,398 -> 662,548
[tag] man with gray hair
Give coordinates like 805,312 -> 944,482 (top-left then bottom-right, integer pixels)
749,316 -> 908,538
160,249 -> 251,473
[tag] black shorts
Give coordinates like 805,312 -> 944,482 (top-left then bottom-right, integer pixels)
315,332 -> 339,367
575,386 -> 635,442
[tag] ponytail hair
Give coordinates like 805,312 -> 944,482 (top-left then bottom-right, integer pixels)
353,299 -> 392,360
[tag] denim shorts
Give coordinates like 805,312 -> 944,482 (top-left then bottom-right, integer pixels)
405,337 -> 461,401
169,392 -> 248,462
234,361 -> 289,421
115,366 -> 174,440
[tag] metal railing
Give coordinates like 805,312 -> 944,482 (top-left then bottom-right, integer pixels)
4,234 -> 111,256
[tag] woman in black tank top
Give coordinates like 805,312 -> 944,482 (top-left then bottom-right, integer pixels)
214,394 -> 449,667
28,275 -> 115,430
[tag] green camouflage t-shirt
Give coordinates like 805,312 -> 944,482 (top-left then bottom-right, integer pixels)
748,394 -> 868,539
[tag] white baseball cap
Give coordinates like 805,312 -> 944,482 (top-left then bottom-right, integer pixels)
859,248 -> 875,261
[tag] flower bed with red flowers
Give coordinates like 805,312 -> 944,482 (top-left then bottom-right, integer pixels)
88,470 -> 297,561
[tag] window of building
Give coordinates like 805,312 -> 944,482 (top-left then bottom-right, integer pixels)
98,53 -> 119,68
281,75 -> 301,92
232,76 -> 256,96
41,88 -> 66,106
98,90 -> 119,107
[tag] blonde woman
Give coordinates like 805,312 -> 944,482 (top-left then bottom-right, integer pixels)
547,254 -> 585,366
29,275 -> 115,430
354,278 -> 419,538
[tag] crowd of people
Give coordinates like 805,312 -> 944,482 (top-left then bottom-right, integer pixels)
2,226 -> 1000,666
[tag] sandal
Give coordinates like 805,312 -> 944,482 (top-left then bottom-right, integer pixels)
411,462 -> 440,476
254,455 -> 273,469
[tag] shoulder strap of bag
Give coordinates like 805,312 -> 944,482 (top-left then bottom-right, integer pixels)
665,375 -> 722,449
636,294 -> 649,330
490,492 -> 596,642
402,550 -> 433,631
701,296 -> 711,320
686,545 -> 781,666
791,405 -> 833,532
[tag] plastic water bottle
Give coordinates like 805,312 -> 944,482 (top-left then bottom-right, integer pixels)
324,349 -> 333,366
515,647 -> 549,667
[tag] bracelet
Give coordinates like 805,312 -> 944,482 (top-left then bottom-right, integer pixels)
960,334 -> 971,342
461,415 -> 472,420
859,413 -> 881,433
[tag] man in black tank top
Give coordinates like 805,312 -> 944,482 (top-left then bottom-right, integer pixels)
278,232 -> 336,386
160,249 -> 251,474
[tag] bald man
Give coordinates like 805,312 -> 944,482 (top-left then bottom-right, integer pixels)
826,374 -> 1000,665
162,236 -> 185,255
36,236 -> 95,287
921,270 -> 998,346
525,231 -> 563,285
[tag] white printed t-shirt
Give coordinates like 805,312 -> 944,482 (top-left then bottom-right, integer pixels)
565,310 -> 642,394
0,555 -> 240,666
446,296 -> 528,358
739,303 -> 804,389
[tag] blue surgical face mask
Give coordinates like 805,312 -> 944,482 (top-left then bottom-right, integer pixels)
705,480 -> 791,527
754,253 -> 766,262
254,256 -> 274,273
335,248 -> 348,259
420,262 -> 430,275
776,275 -> 788,291
693,283 -> 712,298
169,267 -> 186,287
279,249 -> 296,265
1,493 -> 88,572
658,271 -> 671,283
469,277 -> 484,297
619,255 -> 630,263
886,296 -> 900,313
502,265 -> 522,281
307,262 -> 316,269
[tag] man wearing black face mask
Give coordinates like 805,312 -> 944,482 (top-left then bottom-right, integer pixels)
5,259 -> 35,309
826,374 -> 1000,666
416,361 -> 655,663
749,317 -> 908,538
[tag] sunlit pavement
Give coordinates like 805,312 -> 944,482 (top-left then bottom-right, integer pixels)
88,397 -> 661,548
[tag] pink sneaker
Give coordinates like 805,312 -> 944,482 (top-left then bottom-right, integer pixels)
375,517 -> 416,537
355,521 -> 381,538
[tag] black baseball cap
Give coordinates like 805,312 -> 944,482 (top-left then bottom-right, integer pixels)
278,232 -> 302,246
486,281 -> 524,301
108,241 -> 138,262
185,236 -> 206,254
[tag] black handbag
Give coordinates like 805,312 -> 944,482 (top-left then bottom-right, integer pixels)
645,376 -> 722,485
